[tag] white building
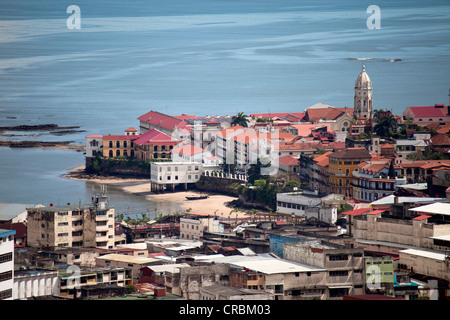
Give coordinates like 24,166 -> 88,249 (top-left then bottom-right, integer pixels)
13,270 -> 60,300
85,134 -> 103,158
276,191 -> 338,224
0,229 -> 15,300
150,162 -> 202,191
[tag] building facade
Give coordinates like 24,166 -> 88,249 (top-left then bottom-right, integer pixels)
352,160 -> 407,203
328,148 -> 372,197
0,229 -> 15,300
150,161 -> 202,191
27,195 -> 115,249
180,213 -> 223,240
283,240 -> 366,299
354,65 -> 373,120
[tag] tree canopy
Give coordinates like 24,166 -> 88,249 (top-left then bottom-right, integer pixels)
231,112 -> 249,127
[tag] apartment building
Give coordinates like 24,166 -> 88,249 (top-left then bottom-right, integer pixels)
283,240 -> 365,299
328,148 -> 371,197
59,266 -> 133,298
27,195 -> 115,249
0,229 -> 15,300
352,160 -> 407,203
215,254 -> 327,300
180,213 -> 224,240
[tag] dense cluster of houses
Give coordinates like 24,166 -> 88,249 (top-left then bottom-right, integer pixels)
2,66 -> 450,301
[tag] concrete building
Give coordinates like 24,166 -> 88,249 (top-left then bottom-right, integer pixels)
95,253 -> 161,279
213,254 -> 327,300
364,256 -> 395,296
200,283 -> 273,300
0,229 -> 15,300
395,138 -> 428,163
13,269 -> 60,300
139,263 -> 190,296
180,212 -> 224,240
283,240 -> 365,299
277,155 -> 300,182
353,202 -> 450,251
179,264 -> 231,300
59,266 -> 133,299
276,191 -> 338,225
27,195 -> 115,250
150,161 -> 202,192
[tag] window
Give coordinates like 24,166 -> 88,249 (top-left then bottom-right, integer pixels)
0,252 -> 12,264
329,254 -> 348,261
116,141 -> 120,148
329,270 -> 348,277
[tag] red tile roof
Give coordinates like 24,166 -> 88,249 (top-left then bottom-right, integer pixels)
172,144 -> 205,156
341,208 -> 372,216
103,134 -> 142,140
216,125 -> 245,138
405,106 -> 448,117
412,215 -> 431,221
278,155 -> 300,166
329,148 -> 371,159
138,110 -> 188,131
133,128 -> 178,145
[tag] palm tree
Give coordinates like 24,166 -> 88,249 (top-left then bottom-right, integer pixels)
230,112 -> 249,127
373,114 -> 398,138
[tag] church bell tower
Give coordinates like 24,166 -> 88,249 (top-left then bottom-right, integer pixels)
354,65 -> 373,120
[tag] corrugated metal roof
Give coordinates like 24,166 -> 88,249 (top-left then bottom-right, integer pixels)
399,248 -> 447,262
212,255 -> 325,274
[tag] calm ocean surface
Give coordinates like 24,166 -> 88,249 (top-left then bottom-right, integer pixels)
0,0 -> 449,215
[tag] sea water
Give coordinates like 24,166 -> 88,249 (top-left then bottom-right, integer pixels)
0,0 -> 449,215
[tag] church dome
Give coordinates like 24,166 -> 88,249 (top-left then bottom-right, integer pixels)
355,65 -> 372,88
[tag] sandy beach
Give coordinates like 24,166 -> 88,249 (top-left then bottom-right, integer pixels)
64,165 -> 251,218
121,183 -> 249,218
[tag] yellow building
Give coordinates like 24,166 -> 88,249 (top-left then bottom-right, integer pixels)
328,148 -> 371,197
102,127 -> 139,158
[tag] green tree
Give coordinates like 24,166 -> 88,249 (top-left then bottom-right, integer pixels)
247,158 -> 269,184
230,112 -> 250,127
388,160 -> 396,179
373,114 -> 398,138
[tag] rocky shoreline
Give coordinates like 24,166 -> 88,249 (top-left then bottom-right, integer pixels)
0,140 -> 85,151
0,123 -> 86,152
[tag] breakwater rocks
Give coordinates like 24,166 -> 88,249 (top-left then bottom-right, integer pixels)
0,140 -> 84,151
0,123 -> 85,151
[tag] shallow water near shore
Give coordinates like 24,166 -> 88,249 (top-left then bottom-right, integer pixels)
0,147 -> 182,217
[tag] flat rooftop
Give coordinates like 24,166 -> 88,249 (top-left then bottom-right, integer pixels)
96,253 -> 161,265
211,254 -> 325,274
